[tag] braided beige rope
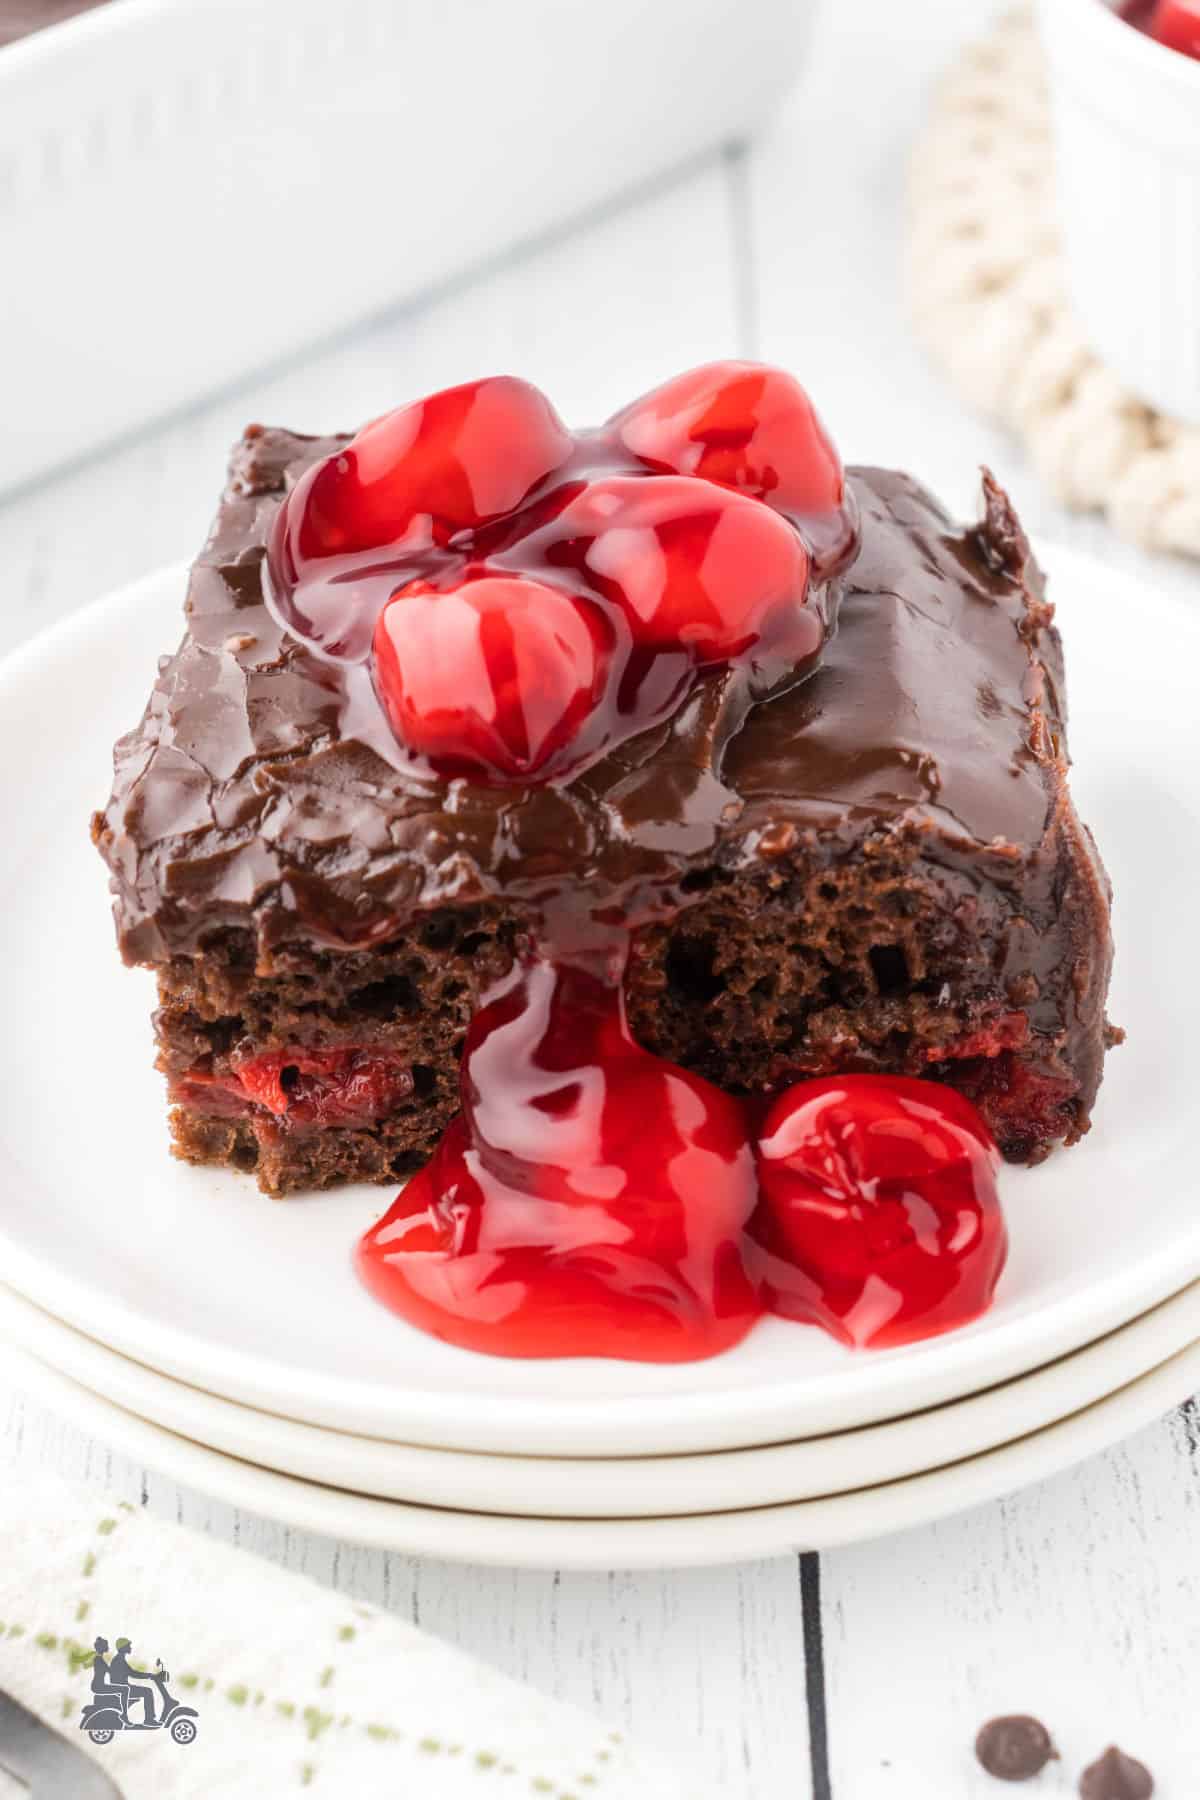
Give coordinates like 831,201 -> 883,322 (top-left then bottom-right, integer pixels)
906,7 -> 1200,559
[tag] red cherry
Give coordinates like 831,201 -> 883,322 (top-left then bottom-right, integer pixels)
750,1076 -> 1006,1349
611,361 -> 845,519
177,1044 -> 414,1127
551,475 -> 812,664
232,1046 -> 412,1124
1145,0 -> 1200,55
357,960 -> 760,1361
371,574 -> 613,783
284,375 -> 572,564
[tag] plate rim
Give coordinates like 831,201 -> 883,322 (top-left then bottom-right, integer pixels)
1,1277 -> 1198,1517
3,1330 -> 1197,1569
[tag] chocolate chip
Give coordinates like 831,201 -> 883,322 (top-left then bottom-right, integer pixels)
1078,1746 -> 1154,1800
975,1715 -> 1058,1781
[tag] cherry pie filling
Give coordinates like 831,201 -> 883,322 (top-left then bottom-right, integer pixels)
194,362 -> 1015,1360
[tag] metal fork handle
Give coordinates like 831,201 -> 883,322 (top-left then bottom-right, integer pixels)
0,1686 -> 124,1799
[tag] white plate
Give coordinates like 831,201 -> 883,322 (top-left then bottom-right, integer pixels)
1,547 -> 1196,1456
1,1278 -> 1199,1518
4,1333 -> 1198,1570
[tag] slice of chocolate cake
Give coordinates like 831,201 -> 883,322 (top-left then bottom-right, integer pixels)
93,394 -> 1117,1199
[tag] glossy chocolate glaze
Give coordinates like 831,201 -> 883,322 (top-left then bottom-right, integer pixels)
94,427 -> 1114,1127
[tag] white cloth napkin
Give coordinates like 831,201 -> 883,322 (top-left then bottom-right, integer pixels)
0,1476 -> 687,1799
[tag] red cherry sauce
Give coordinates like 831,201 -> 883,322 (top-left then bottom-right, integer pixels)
357,957 -> 1008,1360
749,1078 -> 1006,1350
358,954 -> 762,1361
266,364 -> 857,786
267,365 -> 1008,1360
1120,0 -> 1200,58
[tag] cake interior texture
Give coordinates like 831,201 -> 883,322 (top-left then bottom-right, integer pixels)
94,428 -> 1118,1197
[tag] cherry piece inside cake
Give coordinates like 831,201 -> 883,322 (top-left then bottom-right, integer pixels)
94,363 -> 1118,1360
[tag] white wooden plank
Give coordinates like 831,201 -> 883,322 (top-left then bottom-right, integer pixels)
819,1406 -> 1199,1794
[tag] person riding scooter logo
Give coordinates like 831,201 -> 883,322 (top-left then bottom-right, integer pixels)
79,1635 -> 200,1746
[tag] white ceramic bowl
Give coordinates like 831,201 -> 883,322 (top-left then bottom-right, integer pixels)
0,0 -> 814,496
1038,0 -> 1200,424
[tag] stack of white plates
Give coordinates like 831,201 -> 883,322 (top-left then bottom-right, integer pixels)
2,546 -> 1198,1570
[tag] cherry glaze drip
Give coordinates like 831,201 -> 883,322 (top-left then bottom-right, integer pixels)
266,364 -> 1009,1361
357,956 -> 762,1361
357,955 -> 1007,1360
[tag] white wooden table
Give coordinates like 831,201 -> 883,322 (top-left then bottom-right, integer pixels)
2,3 -> 1197,1792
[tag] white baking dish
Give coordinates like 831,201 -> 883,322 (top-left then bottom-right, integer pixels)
1038,0 -> 1200,425
0,0 -> 814,494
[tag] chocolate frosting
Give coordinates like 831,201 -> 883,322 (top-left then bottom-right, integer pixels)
94,429 -> 1074,967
